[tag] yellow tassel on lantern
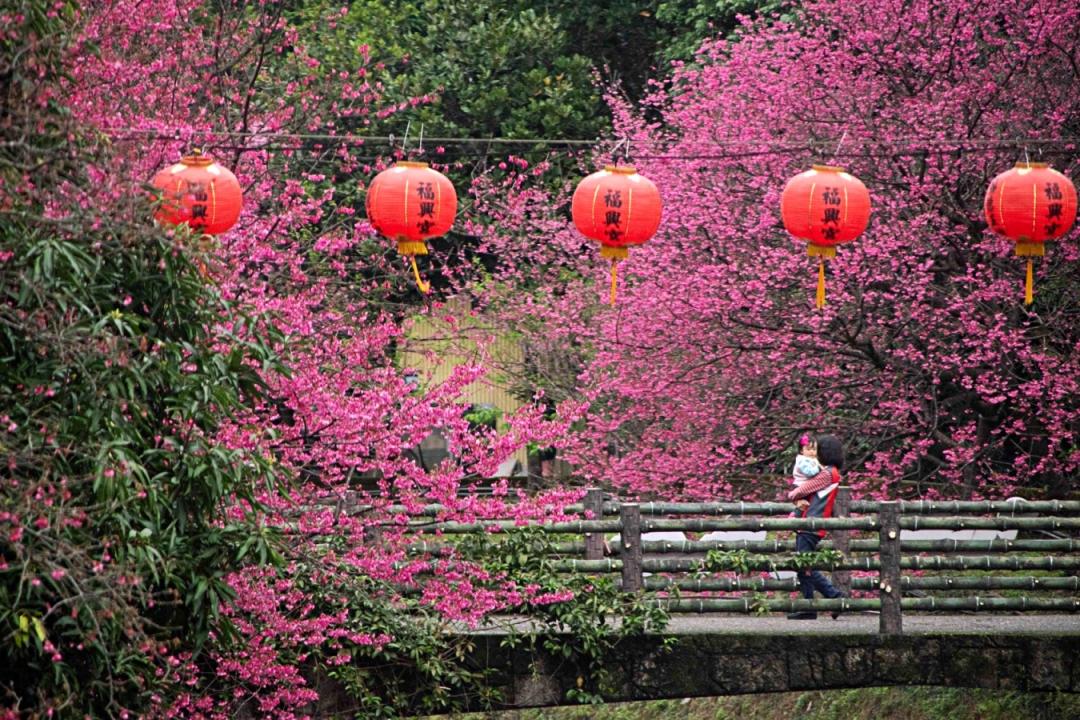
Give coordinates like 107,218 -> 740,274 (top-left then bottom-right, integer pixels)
807,245 -> 837,310
1015,242 -> 1043,306
397,239 -> 430,294
609,261 -> 619,307
816,258 -> 826,308
601,245 -> 629,306
195,234 -> 216,281
397,240 -> 428,256
1025,259 -> 1033,305
409,255 -> 431,294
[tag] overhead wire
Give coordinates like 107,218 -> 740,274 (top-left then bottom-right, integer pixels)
102,126 -> 602,147
100,125 -> 1080,158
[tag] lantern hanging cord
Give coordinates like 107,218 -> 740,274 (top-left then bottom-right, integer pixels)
409,255 -> 430,295
829,130 -> 848,165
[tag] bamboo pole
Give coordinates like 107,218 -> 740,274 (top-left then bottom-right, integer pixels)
623,499 -> 1080,516
408,519 -> 621,534
407,515 -> 1080,533
902,555 -> 1080,570
614,500 -> 1079,515
322,534 -> 1080,555
853,499 -> 1080,515
656,597 -> 1080,613
398,513 -> 1080,534
644,575 -> 1080,592
891,576 -> 1080,591
300,497 -> 1080,518
600,538 -> 1080,555
423,555 -> 1080,574
896,539 -> 1080,553
397,575 -> 1080,595
898,516 -> 1080,530
642,517 -> 879,532
552,559 -> 622,573
613,539 -> 795,554
624,501 -> 799,516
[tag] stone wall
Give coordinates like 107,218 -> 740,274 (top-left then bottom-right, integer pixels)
470,632 -> 1080,710
301,631 -> 1080,715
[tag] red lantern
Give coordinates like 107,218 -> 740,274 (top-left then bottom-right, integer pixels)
150,152 -> 242,236
571,165 -> 662,305
366,161 -> 457,293
780,165 -> 871,309
984,162 -> 1077,305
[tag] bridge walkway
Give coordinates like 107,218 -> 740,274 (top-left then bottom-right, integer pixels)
467,613 -> 1080,636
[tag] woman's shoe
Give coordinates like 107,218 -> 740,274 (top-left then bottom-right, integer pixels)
786,611 -> 817,620
831,593 -> 846,620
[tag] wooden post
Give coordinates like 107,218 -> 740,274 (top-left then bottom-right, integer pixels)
831,486 -> 852,597
878,501 -> 902,635
620,503 -> 643,592
583,488 -> 605,560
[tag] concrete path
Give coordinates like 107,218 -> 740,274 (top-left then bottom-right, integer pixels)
663,612 -> 1080,635
468,613 -> 1080,636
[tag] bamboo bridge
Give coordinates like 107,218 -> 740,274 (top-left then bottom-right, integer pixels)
305,490 -> 1080,713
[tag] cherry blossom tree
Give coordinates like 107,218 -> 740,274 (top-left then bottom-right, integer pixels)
7,0 -> 1080,715
5,1 -> 595,715
466,0 -> 1080,502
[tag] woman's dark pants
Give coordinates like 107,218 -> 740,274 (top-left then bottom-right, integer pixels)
796,531 -> 843,600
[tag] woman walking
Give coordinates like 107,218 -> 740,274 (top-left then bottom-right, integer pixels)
786,433 -> 846,619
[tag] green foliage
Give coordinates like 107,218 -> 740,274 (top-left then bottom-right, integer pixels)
297,1 -> 606,143
791,548 -> 843,571
464,404 -> 502,430
429,688 -> 1080,720
653,0 -> 790,65
293,0 -> 788,151
747,591 -> 771,616
701,548 -> 758,575
285,0 -> 790,303
780,687 -> 1080,720
457,526 -> 671,705
0,3 -> 286,712
699,547 -> 844,576
291,525 -> 673,714
289,564 -> 500,717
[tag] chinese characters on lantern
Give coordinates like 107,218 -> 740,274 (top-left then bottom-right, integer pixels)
417,181 -> 436,235
604,189 -> 623,242
821,186 -> 842,240
1045,182 -> 1064,236
187,182 -> 209,229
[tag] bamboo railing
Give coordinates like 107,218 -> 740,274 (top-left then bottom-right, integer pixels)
369,487 -> 1080,635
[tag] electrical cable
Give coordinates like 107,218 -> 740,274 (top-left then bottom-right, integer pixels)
99,125 -> 1080,158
